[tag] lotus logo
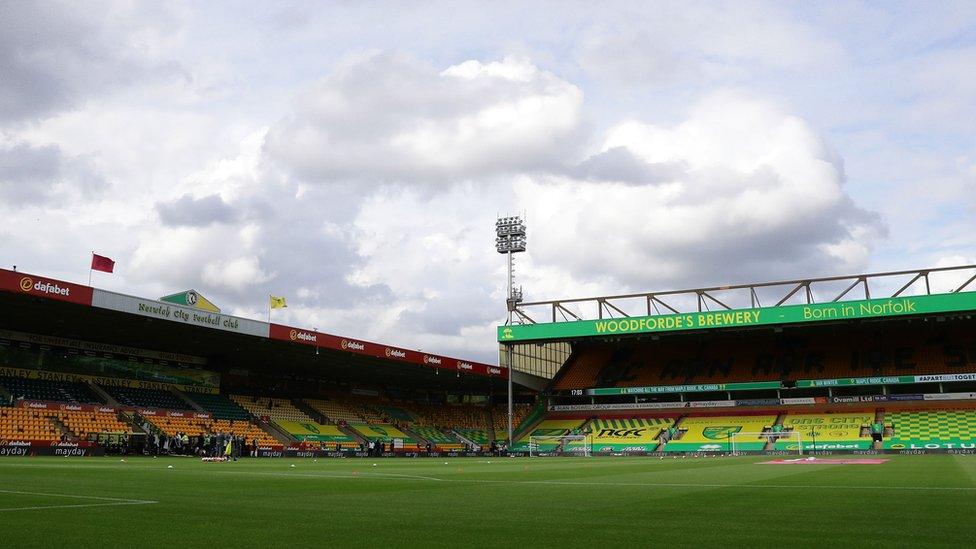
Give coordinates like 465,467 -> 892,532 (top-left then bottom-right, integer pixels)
702,426 -> 741,440
19,277 -> 32,292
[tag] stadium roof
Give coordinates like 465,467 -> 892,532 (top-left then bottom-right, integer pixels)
0,268 -> 512,391
499,264 -> 976,343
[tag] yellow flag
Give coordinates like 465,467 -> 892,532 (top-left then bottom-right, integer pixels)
270,295 -> 287,309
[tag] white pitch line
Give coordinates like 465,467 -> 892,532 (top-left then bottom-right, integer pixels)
202,470 -> 976,492
0,489 -> 157,512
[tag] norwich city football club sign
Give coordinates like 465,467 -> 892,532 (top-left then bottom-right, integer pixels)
498,291 -> 976,342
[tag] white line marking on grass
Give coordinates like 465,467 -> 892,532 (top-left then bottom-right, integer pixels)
204,471 -> 976,492
0,489 -> 157,513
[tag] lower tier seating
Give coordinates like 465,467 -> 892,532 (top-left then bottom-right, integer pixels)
0,407 -> 59,441
512,419 -> 589,450
56,410 -> 131,439
775,412 -> 875,450
349,423 -> 416,444
664,415 -> 777,452
579,417 -> 674,452
883,410 -> 976,449
411,426 -> 464,450
274,419 -> 358,448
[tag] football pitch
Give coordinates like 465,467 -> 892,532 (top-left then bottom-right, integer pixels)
1,455 -> 974,547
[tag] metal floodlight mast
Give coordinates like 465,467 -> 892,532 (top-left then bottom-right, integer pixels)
496,215 -> 526,447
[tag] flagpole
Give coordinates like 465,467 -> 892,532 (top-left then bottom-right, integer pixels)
88,251 -> 93,286
268,294 -> 272,323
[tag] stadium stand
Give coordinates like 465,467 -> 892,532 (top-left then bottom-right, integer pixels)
103,386 -> 186,410
581,417 -> 674,452
553,326 -> 976,388
775,412 -> 875,450
883,409 -> 976,449
274,419 -> 358,448
186,393 -> 251,420
349,423 -> 417,444
664,414 -> 777,452
0,407 -> 60,441
512,418 -> 589,450
304,398 -> 363,423
211,419 -> 278,447
231,396 -> 313,422
410,426 -> 464,450
56,410 -> 131,439
0,376 -> 104,404
146,415 -> 210,437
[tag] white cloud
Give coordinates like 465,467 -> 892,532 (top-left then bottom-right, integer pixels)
263,52 -> 584,184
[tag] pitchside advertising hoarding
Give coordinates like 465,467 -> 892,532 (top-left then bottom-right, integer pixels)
269,324 -> 505,378
578,372 -> 976,396
497,291 -> 976,342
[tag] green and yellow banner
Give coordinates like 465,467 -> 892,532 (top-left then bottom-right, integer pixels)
498,292 -> 976,342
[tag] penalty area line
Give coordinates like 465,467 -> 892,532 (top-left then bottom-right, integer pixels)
0,489 -> 157,512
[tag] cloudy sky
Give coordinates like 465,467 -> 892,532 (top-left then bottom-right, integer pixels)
1,1 -> 975,363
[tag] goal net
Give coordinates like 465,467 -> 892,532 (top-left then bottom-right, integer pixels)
528,435 -> 591,457
729,431 -> 804,455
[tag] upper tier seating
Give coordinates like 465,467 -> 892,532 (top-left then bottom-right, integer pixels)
0,376 -> 103,404
883,410 -> 976,449
231,396 -> 312,422
186,393 -> 251,420
304,399 -> 363,423
102,386 -> 186,410
663,415 -> 777,452
554,323 -> 976,389
775,412 -> 875,450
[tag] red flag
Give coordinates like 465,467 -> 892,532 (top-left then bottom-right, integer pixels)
91,253 -> 115,273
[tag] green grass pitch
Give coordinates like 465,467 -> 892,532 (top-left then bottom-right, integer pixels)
2,455 -> 975,547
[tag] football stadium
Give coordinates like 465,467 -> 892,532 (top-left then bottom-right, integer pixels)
3,261 -> 976,547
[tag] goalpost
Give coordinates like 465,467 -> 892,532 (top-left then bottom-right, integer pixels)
528,435 -> 591,457
729,431 -> 804,455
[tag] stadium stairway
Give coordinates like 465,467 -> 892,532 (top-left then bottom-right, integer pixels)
86,382 -> 120,407
337,424 -> 367,446
172,390 -> 206,412
452,429 -> 479,448
874,410 -> 886,450
48,415 -> 76,441
763,413 -> 787,451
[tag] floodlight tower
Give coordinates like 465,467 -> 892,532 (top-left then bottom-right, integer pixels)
496,216 -> 526,446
